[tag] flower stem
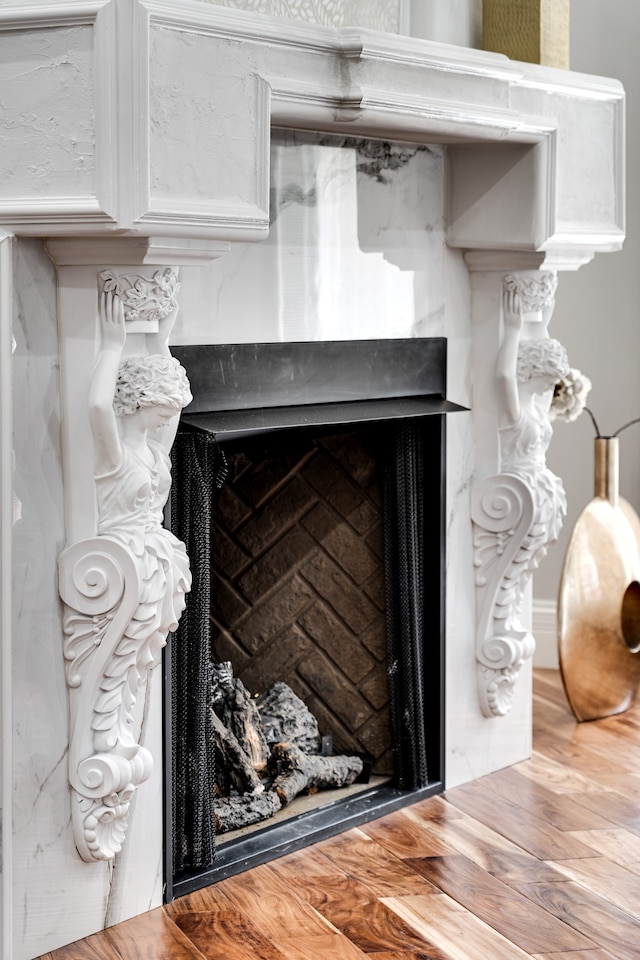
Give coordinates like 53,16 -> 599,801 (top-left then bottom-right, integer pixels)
613,416 -> 640,438
584,407 -> 602,438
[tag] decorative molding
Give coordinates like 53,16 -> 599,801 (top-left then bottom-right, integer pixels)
45,236 -> 230,267
464,248 -> 596,273
0,0 -> 108,29
142,0 -> 364,54
0,2 -> 625,250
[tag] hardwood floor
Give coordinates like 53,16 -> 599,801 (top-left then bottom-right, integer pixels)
37,669 -> 640,960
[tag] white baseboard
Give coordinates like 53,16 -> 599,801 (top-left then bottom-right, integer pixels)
532,599 -> 559,669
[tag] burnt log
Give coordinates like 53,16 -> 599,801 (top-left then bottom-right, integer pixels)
211,662 -> 270,772
256,681 -> 321,753
270,742 -> 363,805
214,791 -> 281,834
208,706 -> 263,797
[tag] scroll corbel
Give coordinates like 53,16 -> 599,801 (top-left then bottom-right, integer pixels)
472,272 -> 568,717
471,475 -> 536,717
58,267 -> 192,862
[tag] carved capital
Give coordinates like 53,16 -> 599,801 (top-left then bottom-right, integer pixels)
98,267 -> 180,330
503,271 -> 557,313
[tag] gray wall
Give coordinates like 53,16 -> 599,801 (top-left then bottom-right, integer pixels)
535,1 -> 640,604
412,0 -> 640,607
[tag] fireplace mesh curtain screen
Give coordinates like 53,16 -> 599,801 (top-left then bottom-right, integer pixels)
170,430 -> 227,873
384,422 -> 430,790
169,417 -> 439,877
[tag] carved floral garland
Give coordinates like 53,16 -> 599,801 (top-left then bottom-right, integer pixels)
98,268 -> 180,324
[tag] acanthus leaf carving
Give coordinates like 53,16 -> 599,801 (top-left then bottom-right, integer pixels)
59,535 -> 157,862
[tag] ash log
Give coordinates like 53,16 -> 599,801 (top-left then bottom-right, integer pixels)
214,792 -> 281,834
256,681 -> 321,753
211,662 -> 270,773
208,706 -> 263,797
271,742 -> 363,806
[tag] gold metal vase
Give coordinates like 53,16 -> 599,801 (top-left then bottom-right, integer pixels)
558,437 -> 640,721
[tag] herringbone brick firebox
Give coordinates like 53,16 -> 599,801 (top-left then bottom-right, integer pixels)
209,426 -> 393,775
169,338 -> 452,895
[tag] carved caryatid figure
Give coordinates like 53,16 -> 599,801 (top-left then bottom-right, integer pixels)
59,275 -> 192,862
472,273 -> 569,716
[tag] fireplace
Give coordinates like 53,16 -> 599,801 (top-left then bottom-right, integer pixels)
166,337 -> 464,895
1,2 -> 625,956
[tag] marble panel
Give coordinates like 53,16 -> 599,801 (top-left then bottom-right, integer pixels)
0,27 -> 95,201
11,239 -> 108,960
513,86 -> 624,241
174,133 -> 446,345
148,26 -> 267,217
11,240 -> 163,960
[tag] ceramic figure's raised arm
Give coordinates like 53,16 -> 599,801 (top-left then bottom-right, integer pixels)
88,291 -> 125,477
496,287 -> 523,429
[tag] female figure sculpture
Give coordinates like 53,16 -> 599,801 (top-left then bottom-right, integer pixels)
472,275 -> 569,717
60,282 -> 192,861
497,284 -> 569,566
89,290 -> 192,659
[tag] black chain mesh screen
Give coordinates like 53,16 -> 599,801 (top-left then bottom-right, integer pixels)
384,422 -> 429,790
170,430 -> 227,875
169,419 -> 437,878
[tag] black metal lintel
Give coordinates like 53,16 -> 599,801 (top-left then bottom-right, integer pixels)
181,394 -> 467,441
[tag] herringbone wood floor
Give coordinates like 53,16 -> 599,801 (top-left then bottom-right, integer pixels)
38,669 -> 640,959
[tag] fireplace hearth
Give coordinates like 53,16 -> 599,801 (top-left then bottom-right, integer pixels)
166,337 -> 464,897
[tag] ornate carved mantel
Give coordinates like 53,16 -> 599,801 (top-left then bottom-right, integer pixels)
0,2 -> 626,953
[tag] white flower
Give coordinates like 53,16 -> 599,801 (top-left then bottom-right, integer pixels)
550,368 -> 592,423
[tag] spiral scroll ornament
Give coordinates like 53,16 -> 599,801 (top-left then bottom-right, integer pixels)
471,474 -> 536,717
58,536 -> 154,862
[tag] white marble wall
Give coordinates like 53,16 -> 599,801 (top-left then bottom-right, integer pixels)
176,133 -> 447,344
11,240 -> 164,960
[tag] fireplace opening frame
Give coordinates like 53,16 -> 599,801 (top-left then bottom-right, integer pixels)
164,337 -> 466,900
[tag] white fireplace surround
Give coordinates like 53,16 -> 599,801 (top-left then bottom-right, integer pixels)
1,2 -> 624,957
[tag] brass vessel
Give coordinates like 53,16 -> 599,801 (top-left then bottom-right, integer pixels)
558,437 -> 640,720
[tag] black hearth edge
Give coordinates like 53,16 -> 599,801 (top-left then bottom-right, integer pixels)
164,338 -> 468,901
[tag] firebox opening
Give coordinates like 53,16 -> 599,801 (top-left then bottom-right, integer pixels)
165,338 -> 460,899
